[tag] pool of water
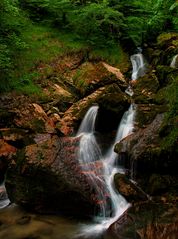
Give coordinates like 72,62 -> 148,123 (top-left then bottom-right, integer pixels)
0,203 -> 121,239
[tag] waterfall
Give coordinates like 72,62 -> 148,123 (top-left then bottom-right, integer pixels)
170,54 -> 178,68
77,105 -> 99,135
101,104 -> 136,224
76,104 -> 136,237
130,53 -> 147,80
77,106 -> 110,218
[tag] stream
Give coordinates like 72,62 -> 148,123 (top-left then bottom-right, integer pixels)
0,52 -> 147,239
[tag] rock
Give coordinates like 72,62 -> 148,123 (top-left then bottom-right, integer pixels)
5,135 -> 108,217
137,222 -> 178,239
114,173 -> 148,202
14,103 -> 56,134
0,110 -> 16,128
60,84 -> 129,135
147,174 -> 178,196
133,71 -> 160,104
135,104 -> 166,128
156,65 -> 178,87
72,61 -> 127,97
115,114 -> 164,163
115,113 -> 178,194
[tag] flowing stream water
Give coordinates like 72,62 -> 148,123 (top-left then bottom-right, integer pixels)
130,52 -> 147,81
75,104 -> 136,238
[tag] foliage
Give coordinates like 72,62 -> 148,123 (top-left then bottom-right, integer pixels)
70,3 -> 124,46
0,0 -> 26,91
160,74 -> 178,151
0,0 -> 177,92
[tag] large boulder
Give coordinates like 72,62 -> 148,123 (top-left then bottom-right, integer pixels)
114,113 -> 178,196
59,84 -> 129,135
5,135 -> 108,217
72,61 -> 127,97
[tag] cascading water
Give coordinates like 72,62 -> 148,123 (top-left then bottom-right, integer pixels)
77,106 -> 99,135
170,54 -> 178,68
77,105 -> 110,219
100,104 -> 136,226
125,49 -> 147,96
130,52 -> 147,81
76,104 -> 136,237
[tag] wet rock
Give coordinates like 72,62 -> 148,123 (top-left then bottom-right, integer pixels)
114,111 -> 178,197
114,173 -> 148,202
115,114 -> 164,163
5,135 -> 106,217
60,84 -> 129,135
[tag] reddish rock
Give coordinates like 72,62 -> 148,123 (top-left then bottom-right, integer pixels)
5,135 -> 109,217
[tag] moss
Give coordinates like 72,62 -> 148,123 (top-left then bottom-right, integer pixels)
133,72 -> 160,104
136,105 -> 166,127
158,74 -> 178,151
157,33 -> 178,48
156,65 -> 177,86
72,62 -> 118,97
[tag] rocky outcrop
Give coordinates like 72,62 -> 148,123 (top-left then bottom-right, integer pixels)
5,135 -> 108,217
72,61 -> 127,97
115,114 -> 164,162
59,83 -> 129,135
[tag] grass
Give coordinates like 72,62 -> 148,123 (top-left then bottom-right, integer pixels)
89,43 -> 125,65
11,23 -> 126,95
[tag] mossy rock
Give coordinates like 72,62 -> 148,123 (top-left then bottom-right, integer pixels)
72,62 -> 126,97
135,104 -> 167,127
133,71 -> 160,104
157,33 -> 178,49
156,65 -> 178,86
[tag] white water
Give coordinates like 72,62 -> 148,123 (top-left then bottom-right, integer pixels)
0,183 -> 10,209
130,53 -> 147,80
76,104 -> 136,237
77,105 -> 99,135
77,106 -> 110,218
170,54 -> 178,68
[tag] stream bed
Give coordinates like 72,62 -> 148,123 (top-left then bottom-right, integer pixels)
0,203 -> 121,239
